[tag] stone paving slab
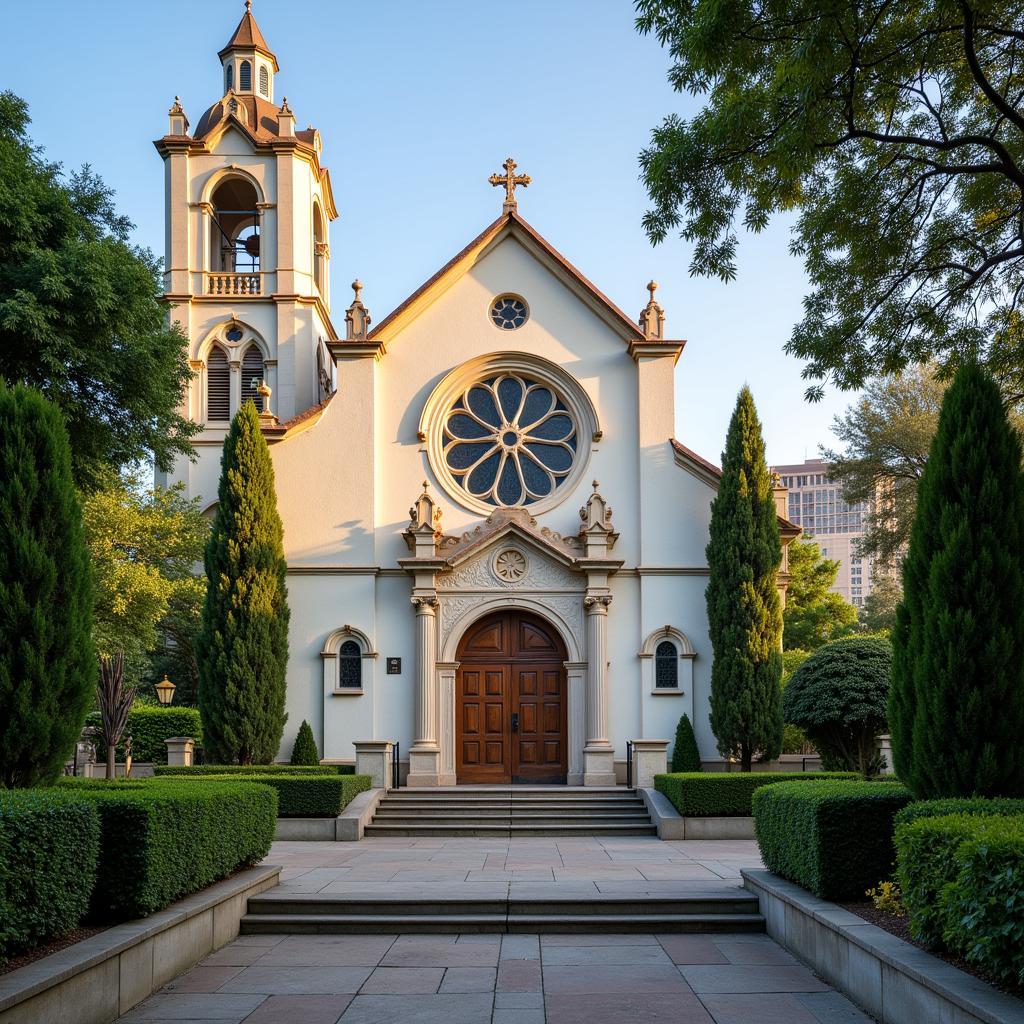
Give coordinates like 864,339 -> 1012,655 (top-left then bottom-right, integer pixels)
119,929 -> 871,1023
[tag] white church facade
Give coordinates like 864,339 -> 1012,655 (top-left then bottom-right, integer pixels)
155,4 -> 796,784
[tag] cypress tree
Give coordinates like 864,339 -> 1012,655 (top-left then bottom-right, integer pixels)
706,387 -> 784,770
290,720 -> 320,766
197,401 -> 289,764
671,714 -> 702,772
891,364 -> 1024,797
0,384 -> 94,787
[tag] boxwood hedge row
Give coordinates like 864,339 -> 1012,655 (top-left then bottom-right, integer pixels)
653,771 -> 858,817
752,779 -> 912,899
0,790 -> 100,963
155,763 -> 355,776
180,773 -> 373,817
86,705 -> 202,764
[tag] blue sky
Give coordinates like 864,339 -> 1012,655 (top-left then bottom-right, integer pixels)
4,0 -> 854,466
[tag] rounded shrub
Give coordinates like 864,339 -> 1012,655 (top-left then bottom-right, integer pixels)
782,637 -> 891,776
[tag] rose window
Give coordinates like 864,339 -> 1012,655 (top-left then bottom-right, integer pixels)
442,373 -> 578,507
490,295 -> 528,330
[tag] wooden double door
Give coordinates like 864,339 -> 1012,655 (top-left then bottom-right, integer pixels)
456,610 -> 568,784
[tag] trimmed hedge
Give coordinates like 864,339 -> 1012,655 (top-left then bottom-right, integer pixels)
752,779 -> 912,899
63,778 -> 276,919
654,771 -> 858,817
0,790 -> 100,963
155,763 -> 354,776
184,773 -> 372,817
87,705 -> 202,764
894,797 -> 1024,828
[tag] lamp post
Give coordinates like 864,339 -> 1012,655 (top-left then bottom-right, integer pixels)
154,674 -> 176,706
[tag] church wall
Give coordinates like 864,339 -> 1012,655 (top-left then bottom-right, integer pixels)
372,236 -> 642,568
607,573 -> 643,755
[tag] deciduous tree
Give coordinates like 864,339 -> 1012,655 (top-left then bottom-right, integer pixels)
637,1 -> 1024,394
706,387 -> 784,770
782,540 -> 859,650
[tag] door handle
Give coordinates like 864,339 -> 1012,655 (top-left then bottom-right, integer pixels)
511,712 -> 519,733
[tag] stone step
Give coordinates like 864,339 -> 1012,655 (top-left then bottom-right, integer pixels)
372,810 -> 651,821
240,912 -> 765,935
362,822 -> 659,837
377,799 -> 646,810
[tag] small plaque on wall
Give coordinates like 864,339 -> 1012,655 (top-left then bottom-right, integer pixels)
386,657 -> 402,675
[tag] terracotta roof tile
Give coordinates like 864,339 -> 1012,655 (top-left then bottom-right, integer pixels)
219,5 -> 277,67
193,94 -> 314,151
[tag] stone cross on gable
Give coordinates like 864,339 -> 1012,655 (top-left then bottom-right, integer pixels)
489,157 -> 531,212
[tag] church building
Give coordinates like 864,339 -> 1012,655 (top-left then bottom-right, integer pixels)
155,3 -> 796,784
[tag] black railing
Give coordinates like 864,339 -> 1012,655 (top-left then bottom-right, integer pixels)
391,742 -> 400,790
626,740 -> 634,790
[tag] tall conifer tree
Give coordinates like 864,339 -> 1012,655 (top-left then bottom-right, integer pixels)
197,402 -> 289,764
891,364 -> 1024,797
706,387 -> 784,770
0,384 -> 94,787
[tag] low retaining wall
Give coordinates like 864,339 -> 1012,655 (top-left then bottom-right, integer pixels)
742,869 -> 1024,1024
639,790 -> 755,840
0,865 -> 280,1024
274,788 -> 384,842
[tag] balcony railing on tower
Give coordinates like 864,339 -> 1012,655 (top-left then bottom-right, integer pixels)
206,272 -> 263,296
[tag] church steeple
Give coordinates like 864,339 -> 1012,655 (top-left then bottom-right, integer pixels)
219,1 -> 279,101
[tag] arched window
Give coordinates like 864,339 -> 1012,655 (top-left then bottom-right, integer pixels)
206,345 -> 230,421
239,60 -> 252,91
240,345 -> 265,409
313,203 -> 326,294
209,177 -> 260,276
339,640 -> 362,689
259,65 -> 269,96
225,64 -> 233,91
655,640 -> 679,689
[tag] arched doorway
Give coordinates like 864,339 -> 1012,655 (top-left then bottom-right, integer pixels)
456,609 -> 568,784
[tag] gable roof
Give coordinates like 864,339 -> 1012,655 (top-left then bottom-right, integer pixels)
671,439 -> 801,536
363,209 -> 684,351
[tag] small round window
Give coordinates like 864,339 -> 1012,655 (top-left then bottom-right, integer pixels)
490,295 -> 528,331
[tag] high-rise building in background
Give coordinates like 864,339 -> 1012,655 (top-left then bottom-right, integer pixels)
771,458 -> 872,607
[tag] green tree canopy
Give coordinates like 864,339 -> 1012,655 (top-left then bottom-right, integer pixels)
706,386 -> 784,770
82,473 -> 208,681
197,402 -> 289,765
0,384 -> 94,787
892,363 -> 1024,797
782,540 -> 859,650
0,91 -> 197,489
859,574 -> 902,634
637,1 -> 1024,395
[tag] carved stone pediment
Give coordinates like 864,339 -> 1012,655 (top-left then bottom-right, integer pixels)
436,536 -> 580,592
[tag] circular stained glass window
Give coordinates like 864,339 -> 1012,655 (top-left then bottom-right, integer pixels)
490,295 -> 528,330
443,373 -> 578,507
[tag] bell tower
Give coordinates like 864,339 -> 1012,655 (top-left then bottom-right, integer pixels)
154,2 -> 338,492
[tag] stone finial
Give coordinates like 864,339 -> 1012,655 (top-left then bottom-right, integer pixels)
404,481 -> 443,556
255,379 -> 274,419
579,481 -> 618,556
168,96 -> 189,136
346,279 -> 371,340
639,279 -> 665,340
489,157 -> 531,213
278,96 -> 295,137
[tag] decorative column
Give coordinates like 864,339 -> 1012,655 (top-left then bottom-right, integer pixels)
407,596 -> 441,786
437,662 -> 459,786
566,662 -> 587,785
583,596 -> 616,785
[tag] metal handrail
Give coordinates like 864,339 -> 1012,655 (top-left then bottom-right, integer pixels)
626,740 -> 634,790
391,742 -> 400,790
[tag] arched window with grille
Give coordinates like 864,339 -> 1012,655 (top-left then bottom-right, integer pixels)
338,640 -> 362,690
240,345 -> 265,410
206,345 -> 230,421
225,63 -> 233,92
259,65 -> 269,96
655,640 -> 679,689
239,60 -> 252,91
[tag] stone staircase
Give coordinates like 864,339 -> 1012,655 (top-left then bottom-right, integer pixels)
240,891 -> 765,935
363,786 -> 658,837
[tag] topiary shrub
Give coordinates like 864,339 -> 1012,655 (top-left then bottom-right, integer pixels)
654,771 -> 857,817
0,790 -> 100,963
752,779 -> 912,899
65,777 -> 276,919
895,797 -> 1024,828
671,714 -> 702,772
290,720 -> 319,766
782,636 -> 891,776
181,773 -> 373,817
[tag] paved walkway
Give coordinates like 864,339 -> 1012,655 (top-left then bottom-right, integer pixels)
118,840 -> 873,1023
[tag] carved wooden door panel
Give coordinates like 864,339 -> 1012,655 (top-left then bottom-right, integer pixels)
456,663 -> 510,784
